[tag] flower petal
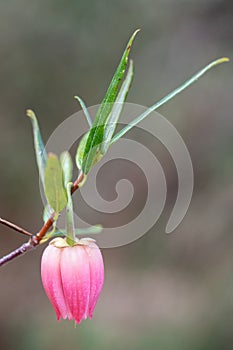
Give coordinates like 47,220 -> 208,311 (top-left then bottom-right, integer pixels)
84,241 -> 104,318
60,246 -> 90,324
41,245 -> 70,321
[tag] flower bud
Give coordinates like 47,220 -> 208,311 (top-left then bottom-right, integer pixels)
41,237 -> 104,324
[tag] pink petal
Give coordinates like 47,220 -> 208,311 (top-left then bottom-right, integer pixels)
41,245 -> 70,321
60,246 -> 91,324
84,241 -> 104,318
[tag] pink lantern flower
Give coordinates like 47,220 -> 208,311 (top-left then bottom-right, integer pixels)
41,237 -> 104,324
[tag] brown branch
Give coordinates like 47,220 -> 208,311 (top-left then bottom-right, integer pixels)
71,172 -> 84,194
0,218 -> 32,237
0,172 -> 84,267
0,242 -> 35,266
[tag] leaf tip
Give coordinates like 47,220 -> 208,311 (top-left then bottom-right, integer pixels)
134,28 -> 141,36
220,57 -> 230,63
213,57 -> 230,66
26,109 -> 36,120
129,59 -> 134,69
128,29 -> 140,48
47,152 -> 57,159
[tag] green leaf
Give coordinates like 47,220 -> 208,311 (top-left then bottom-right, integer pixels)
100,59 -> 134,155
74,96 -> 92,127
50,225 -> 103,238
65,182 -> 75,246
42,204 -> 53,223
75,132 -> 89,170
26,109 -> 47,187
76,130 -> 104,171
44,153 -> 68,215
60,151 -> 73,187
42,204 -> 57,242
80,29 -> 140,174
110,57 -> 230,144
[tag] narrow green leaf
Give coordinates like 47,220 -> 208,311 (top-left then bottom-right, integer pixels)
111,57 -> 230,144
81,29 -> 140,174
44,153 -> 68,214
60,151 -> 73,187
50,225 -> 103,238
26,109 -> 47,186
101,59 -> 134,155
74,96 -> 92,127
66,182 -> 75,246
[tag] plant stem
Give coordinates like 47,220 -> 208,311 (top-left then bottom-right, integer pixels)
0,242 -> 35,266
0,172 -> 84,267
66,183 -> 76,245
0,218 -> 32,237
71,172 -> 84,193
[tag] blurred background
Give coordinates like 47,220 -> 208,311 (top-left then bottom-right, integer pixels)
0,0 -> 233,349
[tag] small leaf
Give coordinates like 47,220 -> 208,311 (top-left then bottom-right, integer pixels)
43,204 -> 53,223
60,151 -> 73,187
74,96 -> 92,127
44,153 -> 68,214
101,59 -> 134,155
111,57 -> 230,144
65,182 -> 75,246
81,29 -> 140,174
75,132 -> 89,170
26,109 -> 47,187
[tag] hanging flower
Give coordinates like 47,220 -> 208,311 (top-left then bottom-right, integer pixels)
41,237 -> 104,324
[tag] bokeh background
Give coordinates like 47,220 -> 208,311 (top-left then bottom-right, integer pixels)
0,0 -> 233,349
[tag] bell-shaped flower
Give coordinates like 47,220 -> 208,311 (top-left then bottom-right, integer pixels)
41,237 -> 104,324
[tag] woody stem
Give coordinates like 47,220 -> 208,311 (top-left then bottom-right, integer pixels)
0,218 -> 32,237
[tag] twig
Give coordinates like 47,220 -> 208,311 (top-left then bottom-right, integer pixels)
0,172 -> 84,267
0,242 -> 35,266
71,172 -> 84,194
0,218 -> 32,237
